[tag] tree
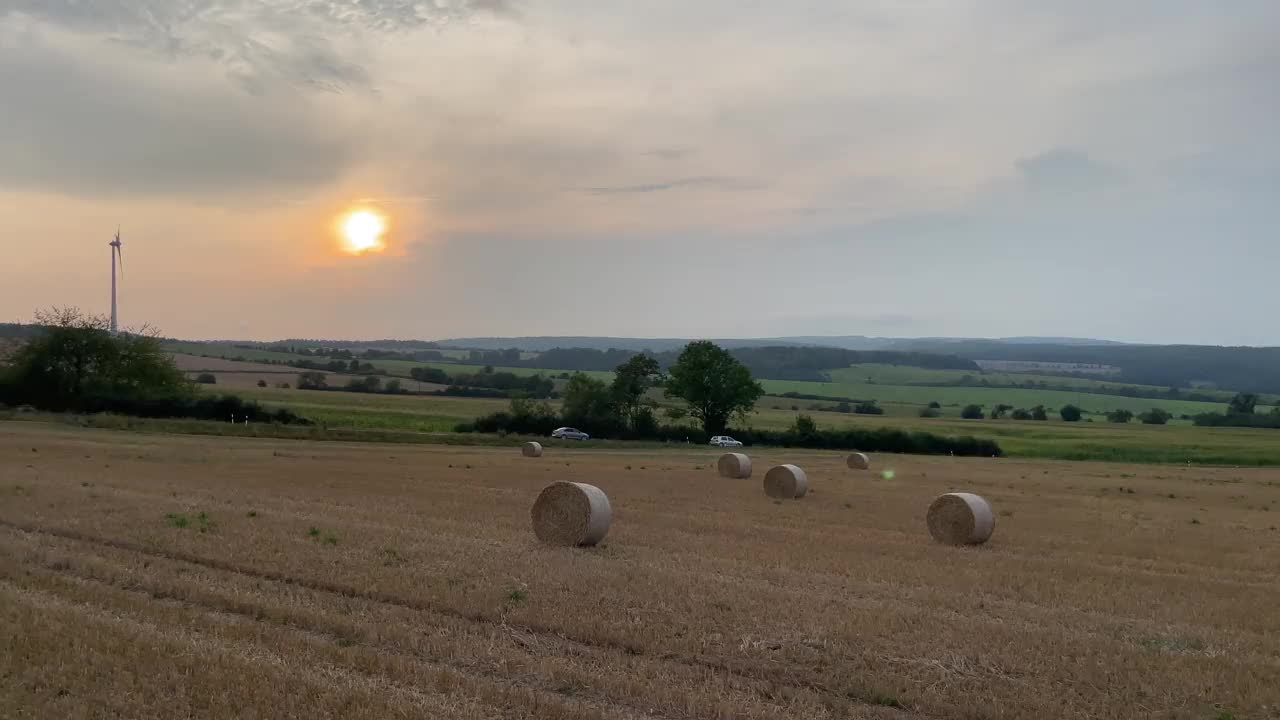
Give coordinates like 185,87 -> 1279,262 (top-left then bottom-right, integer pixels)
664,341 -> 764,434
256,379 -> 268,388
1031,405 -> 1048,421
409,367 -> 449,384
561,373 -> 618,431
960,404 -> 984,419
928,401 -> 942,409
1106,409 -> 1134,423
611,354 -> 661,430
791,413 -> 818,439
1228,393 -> 1259,415
1060,404 -> 1083,422
345,376 -> 381,393
0,308 -> 191,411
296,371 -> 327,390
991,403 -> 1013,419
1138,408 -> 1171,425
919,406 -> 941,418
196,373 -> 217,385
853,401 -> 884,415
1010,408 -> 1033,420
384,379 -> 402,394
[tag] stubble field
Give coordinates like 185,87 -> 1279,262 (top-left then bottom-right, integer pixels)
2,421 -> 1278,719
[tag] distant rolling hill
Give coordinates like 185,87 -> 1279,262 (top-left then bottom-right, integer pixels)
436,335 -> 1128,353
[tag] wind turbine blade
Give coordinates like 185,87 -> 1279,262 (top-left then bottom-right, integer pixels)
117,245 -> 124,278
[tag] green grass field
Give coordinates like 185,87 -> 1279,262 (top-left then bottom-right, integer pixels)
826,364 -> 1246,401
166,341 -> 1259,415
160,345 -> 1280,464
358,358 -> 611,381
180,385 -> 1280,466
759,377 -> 1235,417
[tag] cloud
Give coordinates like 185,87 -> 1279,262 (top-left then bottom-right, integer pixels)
3,0 -> 510,92
578,176 -> 763,196
0,35 -> 359,196
640,146 -> 695,160
1015,148 -> 1121,192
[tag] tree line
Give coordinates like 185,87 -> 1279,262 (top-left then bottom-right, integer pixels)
0,310 -> 304,425
296,366 -> 557,399
458,341 -> 1002,456
893,340 -> 1280,395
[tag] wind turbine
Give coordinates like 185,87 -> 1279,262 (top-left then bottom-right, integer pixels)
109,230 -> 123,333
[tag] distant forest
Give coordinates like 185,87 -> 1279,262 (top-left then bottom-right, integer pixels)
7,323 -> 1280,394
446,346 -> 978,381
891,340 -> 1280,394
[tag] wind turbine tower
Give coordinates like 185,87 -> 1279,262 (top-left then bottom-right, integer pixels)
109,230 -> 123,333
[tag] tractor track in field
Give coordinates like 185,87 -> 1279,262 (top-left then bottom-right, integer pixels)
0,519 -> 930,720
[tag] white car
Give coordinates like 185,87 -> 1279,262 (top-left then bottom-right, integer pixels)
551,427 -> 590,441
709,435 -> 743,448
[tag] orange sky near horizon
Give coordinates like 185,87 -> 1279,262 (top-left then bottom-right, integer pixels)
2,2 -> 1277,344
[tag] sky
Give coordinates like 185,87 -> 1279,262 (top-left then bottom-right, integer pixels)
1,1 -> 1277,345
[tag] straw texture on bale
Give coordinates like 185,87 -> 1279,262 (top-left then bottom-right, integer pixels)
521,441 -> 543,458
926,492 -> 995,545
717,452 -> 752,479
763,464 -> 808,499
846,452 -> 870,470
531,481 -> 612,546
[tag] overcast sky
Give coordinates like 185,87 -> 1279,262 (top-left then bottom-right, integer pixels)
2,1 -> 1276,344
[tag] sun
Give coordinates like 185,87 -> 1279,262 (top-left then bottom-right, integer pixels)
341,210 -> 386,253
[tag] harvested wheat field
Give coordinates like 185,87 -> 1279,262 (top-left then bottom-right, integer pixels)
2,421 -> 1279,719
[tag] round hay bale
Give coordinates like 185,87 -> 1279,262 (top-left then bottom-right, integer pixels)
763,464 -> 808,499
846,452 -> 870,470
531,482 -> 612,546
521,441 -> 543,458
926,492 -> 995,546
717,452 -> 752,479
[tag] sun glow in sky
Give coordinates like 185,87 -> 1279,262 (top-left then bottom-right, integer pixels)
1,2 -> 1276,342
341,210 -> 386,254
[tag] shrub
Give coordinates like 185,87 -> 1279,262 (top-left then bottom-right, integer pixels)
1228,393 -> 1258,415
0,308 -> 287,427
1138,408 -> 1171,425
853,401 -> 884,415
196,373 -> 217,385
918,406 -> 941,418
345,376 -> 382,393
457,413 -> 1003,456
1010,408 -> 1033,420
1031,405 -> 1048,421
1060,404 -> 1083,422
791,414 -> 818,438
1106,409 -> 1134,423
458,401 -> 1001,456
1194,412 -> 1280,428
257,380 -> 268,388
296,371 -> 327,390
960,404 -> 984,420
928,401 -> 942,409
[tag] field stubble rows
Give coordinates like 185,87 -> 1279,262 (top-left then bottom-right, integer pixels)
2,422 -> 1279,719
